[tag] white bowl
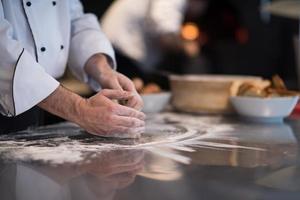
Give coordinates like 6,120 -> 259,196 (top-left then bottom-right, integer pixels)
230,96 -> 299,122
141,92 -> 171,113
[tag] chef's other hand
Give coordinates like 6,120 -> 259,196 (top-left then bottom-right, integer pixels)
101,71 -> 144,111
85,54 -> 143,111
78,89 -> 145,138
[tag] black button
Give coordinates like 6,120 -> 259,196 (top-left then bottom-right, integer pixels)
52,1 -> 56,6
60,45 -> 64,50
40,47 -> 46,52
26,1 -> 31,6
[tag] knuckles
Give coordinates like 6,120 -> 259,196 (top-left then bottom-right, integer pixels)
108,104 -> 117,114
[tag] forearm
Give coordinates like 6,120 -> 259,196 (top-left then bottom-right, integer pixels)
84,53 -> 112,84
38,85 -> 84,124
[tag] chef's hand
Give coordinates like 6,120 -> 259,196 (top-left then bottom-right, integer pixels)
85,54 -> 143,111
78,89 -> 145,138
39,86 -> 145,138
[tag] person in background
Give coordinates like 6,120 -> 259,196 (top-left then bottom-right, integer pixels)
0,0 -> 144,138
101,0 -> 187,81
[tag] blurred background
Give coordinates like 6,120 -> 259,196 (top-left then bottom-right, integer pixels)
61,0 -> 299,95
76,0 -> 299,88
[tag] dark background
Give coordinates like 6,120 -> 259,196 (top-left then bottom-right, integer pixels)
81,0 -> 299,89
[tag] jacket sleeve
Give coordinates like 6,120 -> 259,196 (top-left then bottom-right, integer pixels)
0,2 -> 59,117
147,0 -> 186,34
68,0 -> 116,91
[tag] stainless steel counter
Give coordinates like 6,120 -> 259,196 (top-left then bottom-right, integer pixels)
0,112 -> 299,200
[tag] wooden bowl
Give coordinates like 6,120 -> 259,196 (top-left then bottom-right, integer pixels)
169,75 -> 263,114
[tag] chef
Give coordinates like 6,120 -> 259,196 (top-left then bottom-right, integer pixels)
0,0 -> 145,138
101,0 -> 187,78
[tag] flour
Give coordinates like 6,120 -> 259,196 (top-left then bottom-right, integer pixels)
0,113 -> 264,165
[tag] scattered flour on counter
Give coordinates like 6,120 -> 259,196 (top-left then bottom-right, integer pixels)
0,113 -> 264,165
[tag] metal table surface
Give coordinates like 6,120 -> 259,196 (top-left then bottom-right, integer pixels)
0,112 -> 299,200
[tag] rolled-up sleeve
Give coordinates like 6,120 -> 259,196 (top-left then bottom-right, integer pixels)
68,0 -> 116,91
0,3 -> 59,117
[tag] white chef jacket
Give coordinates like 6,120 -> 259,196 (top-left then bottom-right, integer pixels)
101,0 -> 186,72
0,0 -> 116,117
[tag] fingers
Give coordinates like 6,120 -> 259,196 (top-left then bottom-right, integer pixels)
100,72 -> 144,111
117,73 -> 136,91
101,89 -> 134,100
116,74 -> 144,110
110,79 -> 123,91
112,115 -> 145,128
114,104 -> 146,120
100,89 -> 144,111
125,92 -> 144,111
106,126 -> 145,138
84,88 -> 146,138
88,125 -> 145,139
